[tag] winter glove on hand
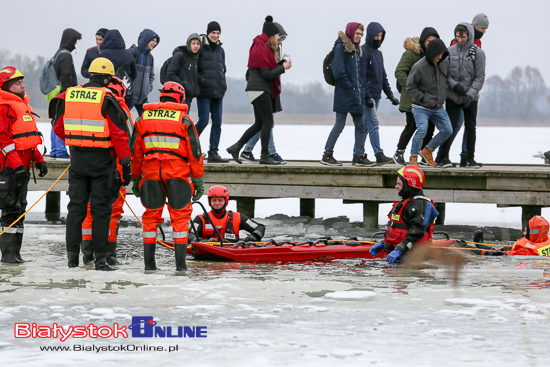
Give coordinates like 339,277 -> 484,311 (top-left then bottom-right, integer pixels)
131,177 -> 141,198
191,177 -> 205,201
121,163 -> 132,186
463,96 -> 472,109
389,96 -> 400,106
386,249 -> 403,264
365,98 -> 375,109
369,241 -> 385,257
453,84 -> 467,96
36,162 -> 48,177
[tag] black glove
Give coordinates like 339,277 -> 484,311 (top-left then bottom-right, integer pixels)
453,84 -> 467,96
365,98 -> 375,109
389,96 -> 399,106
122,163 -> 131,186
463,96 -> 472,109
131,177 -> 141,198
36,161 -> 48,177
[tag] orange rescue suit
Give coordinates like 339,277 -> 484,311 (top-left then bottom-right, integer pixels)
509,216 -> 550,256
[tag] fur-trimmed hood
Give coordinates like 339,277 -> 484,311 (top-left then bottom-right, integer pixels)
404,37 -> 421,55
337,31 -> 362,57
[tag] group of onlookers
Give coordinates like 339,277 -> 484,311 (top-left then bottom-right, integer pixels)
322,13 -> 488,169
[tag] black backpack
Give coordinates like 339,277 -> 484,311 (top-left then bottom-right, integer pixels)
160,56 -> 173,84
322,46 -> 337,86
115,52 -> 134,100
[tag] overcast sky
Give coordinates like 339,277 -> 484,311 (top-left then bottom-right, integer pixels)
3,0 -> 548,88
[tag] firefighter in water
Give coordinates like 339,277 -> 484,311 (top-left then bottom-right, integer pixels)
191,185 -> 266,243
508,216 -> 550,256
51,57 -> 132,271
0,66 -> 48,263
131,82 -> 204,271
370,165 -> 439,263
80,76 -> 133,265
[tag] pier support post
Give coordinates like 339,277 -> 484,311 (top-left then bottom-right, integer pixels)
362,201 -> 379,229
236,197 -> 255,218
521,205 -> 541,230
435,203 -> 446,225
45,191 -> 61,222
300,198 -> 315,218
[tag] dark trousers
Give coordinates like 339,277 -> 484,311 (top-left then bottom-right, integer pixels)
1,170 -> 29,230
66,149 -> 114,255
236,93 -> 274,159
397,111 -> 434,151
438,99 -> 479,160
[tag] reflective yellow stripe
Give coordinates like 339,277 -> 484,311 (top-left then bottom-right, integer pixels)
143,231 -> 157,238
174,232 -> 188,239
65,119 -> 107,133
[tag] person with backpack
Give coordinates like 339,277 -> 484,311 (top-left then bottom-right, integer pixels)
164,33 -> 201,109
392,27 -> 440,165
196,21 -> 229,163
320,22 -> 368,167
435,23 -> 486,168
132,29 -> 160,116
81,28 -> 108,78
226,16 -> 292,166
359,22 -> 398,166
50,28 -> 82,160
99,29 -> 137,109
0,67 -> 48,263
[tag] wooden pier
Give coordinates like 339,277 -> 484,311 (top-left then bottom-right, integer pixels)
35,159 -> 550,228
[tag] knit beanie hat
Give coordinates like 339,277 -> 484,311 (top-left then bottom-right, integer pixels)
96,28 -> 108,38
262,16 -> 279,37
472,13 -> 489,29
207,21 -> 221,35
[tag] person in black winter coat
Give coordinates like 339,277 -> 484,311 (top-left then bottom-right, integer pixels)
51,28 -> 81,159
81,28 -> 108,78
165,33 -> 201,109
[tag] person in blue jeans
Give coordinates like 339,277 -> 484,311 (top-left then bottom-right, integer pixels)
195,21 -> 229,163
359,22 -> 399,166
406,39 -> 452,166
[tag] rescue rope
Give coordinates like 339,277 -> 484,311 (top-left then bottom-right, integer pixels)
0,164 -> 71,237
449,238 -> 513,248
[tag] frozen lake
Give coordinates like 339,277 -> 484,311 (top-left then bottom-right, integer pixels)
0,122 -> 549,366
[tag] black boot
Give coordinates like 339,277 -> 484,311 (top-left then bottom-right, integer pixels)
67,252 -> 79,268
106,241 -> 120,265
175,244 -> 188,271
226,143 -> 243,164
0,233 -> 19,263
144,243 -> 157,270
459,155 -> 468,167
94,253 -> 117,271
80,240 -> 94,265
15,230 -> 27,263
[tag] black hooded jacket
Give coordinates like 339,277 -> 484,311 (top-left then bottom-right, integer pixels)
55,28 -> 81,92
165,33 -> 201,100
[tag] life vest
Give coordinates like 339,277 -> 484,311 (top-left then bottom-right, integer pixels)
138,101 -> 191,161
384,196 -> 436,247
63,86 -> 113,148
198,210 -> 242,241
0,90 -> 43,151
510,237 -> 550,256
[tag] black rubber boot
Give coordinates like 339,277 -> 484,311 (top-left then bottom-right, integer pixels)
67,252 -> 80,268
144,243 -> 157,270
0,233 -> 20,263
80,240 -> 94,265
94,253 -> 117,271
175,244 -> 188,271
106,241 -> 120,265
15,231 -> 27,263
226,143 -> 243,164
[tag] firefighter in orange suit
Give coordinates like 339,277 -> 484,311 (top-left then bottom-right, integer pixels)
81,76 -> 133,265
51,57 -> 132,271
131,82 -> 204,271
508,216 -> 550,256
0,66 -> 47,263
191,185 -> 266,243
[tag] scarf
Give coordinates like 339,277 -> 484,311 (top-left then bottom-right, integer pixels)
248,33 -> 281,98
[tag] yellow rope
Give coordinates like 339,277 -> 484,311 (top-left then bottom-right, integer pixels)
449,238 -> 513,248
0,164 -> 71,237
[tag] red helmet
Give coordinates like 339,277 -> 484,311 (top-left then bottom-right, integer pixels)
159,81 -> 185,104
0,66 -> 24,88
397,165 -> 425,189
108,76 -> 126,99
208,185 -> 229,206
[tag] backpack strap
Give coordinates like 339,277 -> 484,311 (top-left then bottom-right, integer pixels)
52,49 -> 71,63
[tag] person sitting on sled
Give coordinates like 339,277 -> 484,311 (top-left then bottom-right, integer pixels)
190,185 -> 266,243
508,215 -> 550,256
370,165 -> 439,263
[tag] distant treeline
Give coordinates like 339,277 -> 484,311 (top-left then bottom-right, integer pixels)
2,50 -> 549,121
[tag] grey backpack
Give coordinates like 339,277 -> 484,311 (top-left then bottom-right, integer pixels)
39,50 -> 70,100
